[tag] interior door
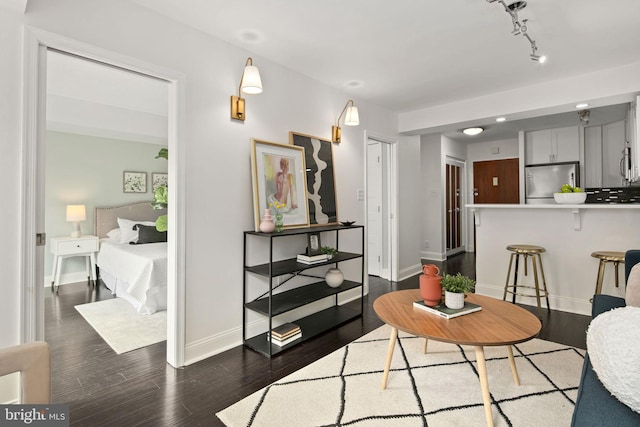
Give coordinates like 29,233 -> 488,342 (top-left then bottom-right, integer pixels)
445,158 -> 464,256
473,158 -> 520,204
367,142 -> 382,277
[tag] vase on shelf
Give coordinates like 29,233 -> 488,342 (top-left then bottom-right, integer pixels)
259,208 -> 275,233
325,268 -> 344,288
274,212 -> 284,232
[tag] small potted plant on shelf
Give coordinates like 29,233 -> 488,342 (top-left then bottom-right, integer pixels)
320,246 -> 338,260
441,273 -> 476,309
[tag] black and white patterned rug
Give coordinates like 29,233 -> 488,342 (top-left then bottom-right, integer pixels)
217,325 -> 585,426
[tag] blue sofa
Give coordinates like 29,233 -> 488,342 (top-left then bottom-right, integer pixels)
571,250 -> 640,426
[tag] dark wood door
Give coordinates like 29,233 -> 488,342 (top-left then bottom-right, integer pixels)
473,158 -> 520,204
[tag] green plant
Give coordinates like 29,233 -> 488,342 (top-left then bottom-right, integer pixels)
441,273 -> 476,294
320,246 -> 338,256
560,184 -> 583,193
152,148 -> 168,232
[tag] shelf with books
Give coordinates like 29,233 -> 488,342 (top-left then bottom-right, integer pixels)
242,224 -> 365,357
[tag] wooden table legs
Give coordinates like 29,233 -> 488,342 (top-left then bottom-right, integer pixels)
381,330 -> 522,427
381,327 -> 398,390
475,346 -> 494,427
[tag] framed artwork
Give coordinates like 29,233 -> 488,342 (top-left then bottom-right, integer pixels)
123,171 -> 147,193
307,232 -> 322,255
152,173 -> 168,192
289,132 -> 338,226
251,139 -> 309,231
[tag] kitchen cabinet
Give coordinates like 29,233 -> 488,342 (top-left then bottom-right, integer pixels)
243,224 -> 364,357
525,125 -> 579,164
584,120 -> 627,188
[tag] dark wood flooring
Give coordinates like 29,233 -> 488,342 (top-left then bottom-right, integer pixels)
45,252 -> 590,426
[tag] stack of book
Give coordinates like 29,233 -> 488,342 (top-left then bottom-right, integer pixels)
268,323 -> 302,347
296,253 -> 328,264
413,300 -> 482,319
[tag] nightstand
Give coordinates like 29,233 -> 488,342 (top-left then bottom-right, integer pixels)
50,235 -> 99,292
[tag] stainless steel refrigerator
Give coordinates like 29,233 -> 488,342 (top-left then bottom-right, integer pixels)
525,162 -> 580,204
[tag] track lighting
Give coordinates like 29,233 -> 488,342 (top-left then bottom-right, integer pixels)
487,0 -> 546,64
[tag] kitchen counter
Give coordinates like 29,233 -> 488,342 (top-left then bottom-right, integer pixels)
466,204 -> 640,315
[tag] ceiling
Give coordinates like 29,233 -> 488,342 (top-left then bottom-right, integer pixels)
128,0 -> 640,115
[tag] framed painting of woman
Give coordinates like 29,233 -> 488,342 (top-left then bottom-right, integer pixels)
251,139 -> 309,231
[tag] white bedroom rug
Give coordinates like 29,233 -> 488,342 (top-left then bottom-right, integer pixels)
74,298 -> 166,354
217,324 -> 585,427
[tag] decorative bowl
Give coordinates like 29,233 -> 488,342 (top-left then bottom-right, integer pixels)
553,192 -> 587,204
340,221 -> 355,226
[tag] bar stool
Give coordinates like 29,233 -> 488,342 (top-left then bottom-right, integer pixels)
590,251 -> 625,299
503,244 -> 550,314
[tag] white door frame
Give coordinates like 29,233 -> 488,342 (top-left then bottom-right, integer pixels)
444,156 -> 467,257
364,132 -> 398,282
21,27 -> 186,367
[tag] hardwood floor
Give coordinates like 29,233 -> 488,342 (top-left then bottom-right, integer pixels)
45,253 -> 590,426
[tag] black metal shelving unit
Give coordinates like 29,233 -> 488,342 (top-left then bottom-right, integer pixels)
242,224 -> 365,357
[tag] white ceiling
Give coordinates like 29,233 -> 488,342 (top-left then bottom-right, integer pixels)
129,0 -> 640,114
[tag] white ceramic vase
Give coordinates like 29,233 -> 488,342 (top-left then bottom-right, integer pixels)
325,268 -> 344,288
445,291 -> 465,309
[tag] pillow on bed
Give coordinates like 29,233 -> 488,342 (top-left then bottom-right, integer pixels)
117,218 -> 156,243
133,224 -> 167,244
106,228 -> 122,241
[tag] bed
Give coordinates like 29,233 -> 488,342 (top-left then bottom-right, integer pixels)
95,202 -> 168,314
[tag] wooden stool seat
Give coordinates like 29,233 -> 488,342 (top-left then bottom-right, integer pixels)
503,244 -> 550,315
591,251 -> 625,298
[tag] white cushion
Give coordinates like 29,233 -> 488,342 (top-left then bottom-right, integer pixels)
106,228 -> 122,241
587,306 -> 640,413
116,218 -> 156,244
625,263 -> 640,307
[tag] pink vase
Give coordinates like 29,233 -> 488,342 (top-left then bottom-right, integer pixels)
259,209 -> 275,233
419,264 -> 442,306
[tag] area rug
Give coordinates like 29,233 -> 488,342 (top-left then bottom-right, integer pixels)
217,325 -> 585,426
74,298 -> 166,354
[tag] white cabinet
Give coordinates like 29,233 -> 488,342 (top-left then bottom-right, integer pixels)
525,126 -> 579,164
583,120 -> 627,188
49,235 -> 99,292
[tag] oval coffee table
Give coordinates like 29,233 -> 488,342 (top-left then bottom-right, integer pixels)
373,290 -> 542,427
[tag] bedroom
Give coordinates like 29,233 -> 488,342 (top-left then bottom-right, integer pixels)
44,49 -> 170,344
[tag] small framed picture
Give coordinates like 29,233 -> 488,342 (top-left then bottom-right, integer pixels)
123,171 -> 147,193
307,232 -> 322,256
152,173 -> 168,192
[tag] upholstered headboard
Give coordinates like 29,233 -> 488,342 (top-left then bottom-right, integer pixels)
94,202 -> 167,238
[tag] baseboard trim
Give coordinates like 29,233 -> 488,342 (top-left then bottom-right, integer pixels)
398,263 -> 422,281
420,251 -> 445,261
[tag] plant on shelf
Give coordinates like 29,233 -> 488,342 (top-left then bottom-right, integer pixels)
320,246 -> 338,259
441,273 -> 476,310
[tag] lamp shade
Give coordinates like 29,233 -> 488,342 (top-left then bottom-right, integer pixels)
240,65 -> 263,95
344,106 -> 360,126
66,205 -> 86,222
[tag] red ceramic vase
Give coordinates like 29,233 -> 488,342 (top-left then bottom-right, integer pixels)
419,264 -> 442,306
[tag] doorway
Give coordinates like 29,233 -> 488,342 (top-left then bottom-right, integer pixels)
366,136 -> 396,281
22,29 -> 185,367
445,157 -> 466,256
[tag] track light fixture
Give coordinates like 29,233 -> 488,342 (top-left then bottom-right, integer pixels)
230,57 -> 263,121
331,99 -> 360,143
486,0 -> 546,64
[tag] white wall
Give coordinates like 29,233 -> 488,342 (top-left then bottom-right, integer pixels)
397,135 -> 422,280
44,131 -> 167,285
0,0 -> 398,364
420,134 -> 443,260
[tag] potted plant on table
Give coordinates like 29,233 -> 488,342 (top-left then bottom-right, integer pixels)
441,273 -> 476,309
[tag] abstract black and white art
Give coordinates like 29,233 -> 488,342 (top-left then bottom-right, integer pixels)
290,132 -> 338,226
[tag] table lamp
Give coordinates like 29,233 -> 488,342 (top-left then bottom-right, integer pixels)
66,204 -> 86,237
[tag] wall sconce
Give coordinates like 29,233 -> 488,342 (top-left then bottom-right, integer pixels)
66,204 -> 86,237
230,57 -> 263,121
331,99 -> 360,143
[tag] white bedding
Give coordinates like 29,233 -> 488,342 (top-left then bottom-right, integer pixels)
97,240 -> 167,314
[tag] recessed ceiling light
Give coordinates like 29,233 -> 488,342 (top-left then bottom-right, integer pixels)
463,127 -> 484,136
576,103 -> 589,109
496,117 -> 506,122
